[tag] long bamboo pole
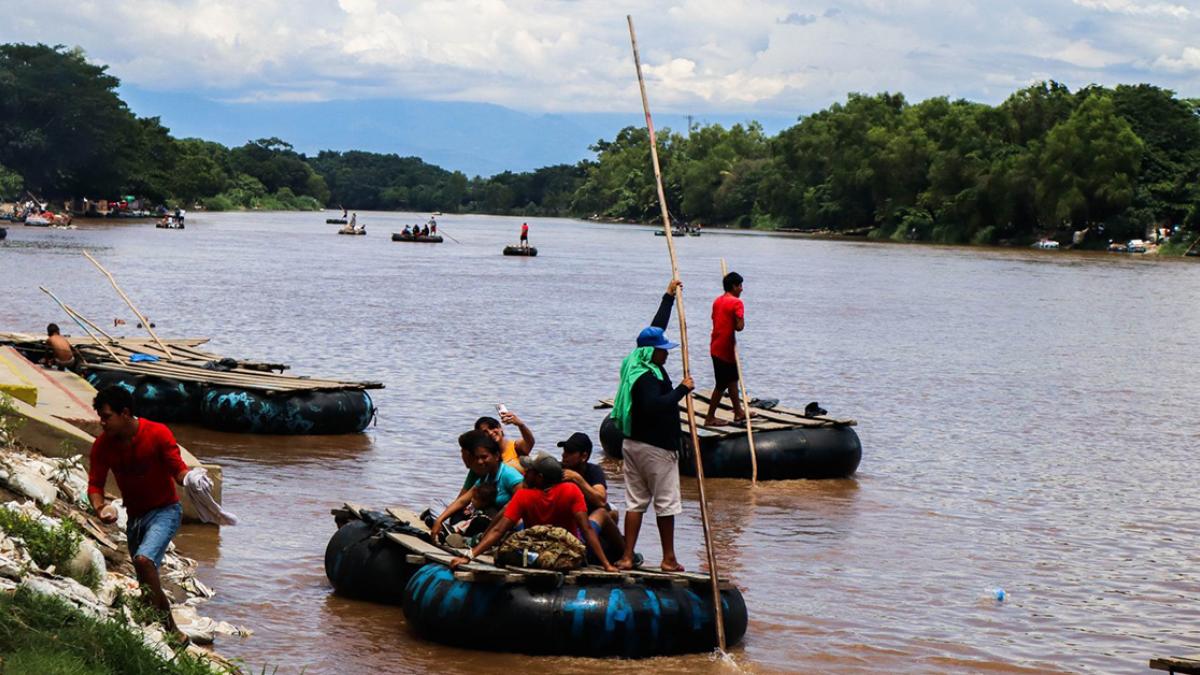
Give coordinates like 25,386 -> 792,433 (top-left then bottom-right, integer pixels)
59,302 -> 117,342
627,15 -> 726,653
721,258 -> 759,485
39,287 -> 121,361
82,250 -> 173,359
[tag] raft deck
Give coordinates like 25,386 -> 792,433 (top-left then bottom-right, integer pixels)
1152,656 -> 1200,674
331,503 -> 734,590
0,333 -> 380,393
596,391 -> 856,439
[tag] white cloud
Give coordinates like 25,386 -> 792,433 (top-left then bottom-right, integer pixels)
1072,0 -> 1192,18
1153,46 -> 1200,72
1,0 -> 1198,114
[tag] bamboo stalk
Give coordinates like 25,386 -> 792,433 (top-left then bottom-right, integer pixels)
58,302 -> 117,342
82,250 -> 173,359
38,287 -> 121,361
721,258 -> 758,484
628,14 -> 726,653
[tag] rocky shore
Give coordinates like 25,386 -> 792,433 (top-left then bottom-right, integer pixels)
0,401 -> 248,673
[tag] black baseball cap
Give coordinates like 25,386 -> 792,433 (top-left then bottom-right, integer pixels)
556,432 -> 593,454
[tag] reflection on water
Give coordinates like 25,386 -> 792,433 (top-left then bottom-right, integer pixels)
2,212 -> 1200,673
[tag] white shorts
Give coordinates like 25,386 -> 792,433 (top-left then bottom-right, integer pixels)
622,438 -> 682,517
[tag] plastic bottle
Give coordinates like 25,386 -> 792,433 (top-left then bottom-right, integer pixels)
983,587 -> 1006,602
521,550 -> 539,567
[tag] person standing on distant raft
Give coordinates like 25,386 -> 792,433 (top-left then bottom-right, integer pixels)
520,222 -> 530,248
87,386 -> 195,641
704,271 -> 747,427
610,279 -> 693,572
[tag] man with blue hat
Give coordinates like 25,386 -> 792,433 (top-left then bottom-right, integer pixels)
608,279 -> 693,572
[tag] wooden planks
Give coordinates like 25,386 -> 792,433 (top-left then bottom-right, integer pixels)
1151,656 -> 1200,674
340,504 -> 738,590
597,394 -> 855,438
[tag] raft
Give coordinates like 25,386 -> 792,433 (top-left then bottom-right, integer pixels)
155,221 -> 184,229
391,233 -> 443,243
5,335 -> 381,435
326,218 -> 348,224
325,504 -> 747,658
597,393 -> 861,480
503,245 -> 538,256
337,228 -> 365,235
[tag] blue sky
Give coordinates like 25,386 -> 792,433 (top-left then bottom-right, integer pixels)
4,1 -> 1199,174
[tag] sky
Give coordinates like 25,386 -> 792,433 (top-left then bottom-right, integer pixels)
4,0 -> 1200,174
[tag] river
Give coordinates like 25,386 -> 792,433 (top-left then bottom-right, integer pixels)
1,211 -> 1198,673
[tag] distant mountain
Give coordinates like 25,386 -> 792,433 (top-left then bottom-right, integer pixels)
118,86 -> 798,177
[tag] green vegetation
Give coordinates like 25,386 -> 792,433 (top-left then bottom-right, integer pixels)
0,507 -> 91,585
3,42 -> 1200,246
0,44 -> 328,210
0,587 -> 224,674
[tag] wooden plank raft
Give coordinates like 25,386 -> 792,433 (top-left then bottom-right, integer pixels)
335,503 -> 733,589
0,333 -> 376,392
597,391 -> 855,436
1151,656 -> 1200,674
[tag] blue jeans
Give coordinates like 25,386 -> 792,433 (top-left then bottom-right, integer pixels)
126,502 -> 182,568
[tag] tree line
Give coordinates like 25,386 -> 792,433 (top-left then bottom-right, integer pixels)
3,43 -> 1199,246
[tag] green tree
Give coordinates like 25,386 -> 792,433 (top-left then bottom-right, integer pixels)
0,44 -> 142,197
1037,94 -> 1142,230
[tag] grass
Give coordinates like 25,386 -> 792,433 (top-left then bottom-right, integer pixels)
0,587 -> 226,674
0,506 -> 93,587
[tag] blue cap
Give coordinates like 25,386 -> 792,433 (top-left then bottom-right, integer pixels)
636,326 -> 679,350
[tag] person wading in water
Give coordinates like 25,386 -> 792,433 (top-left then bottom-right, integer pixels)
610,279 -> 693,572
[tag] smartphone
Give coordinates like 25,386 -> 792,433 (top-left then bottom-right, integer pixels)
496,403 -> 509,416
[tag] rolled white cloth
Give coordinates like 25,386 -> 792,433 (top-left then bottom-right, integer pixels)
182,467 -> 238,526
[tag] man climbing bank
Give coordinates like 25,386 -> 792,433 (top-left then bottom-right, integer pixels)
87,387 -> 206,640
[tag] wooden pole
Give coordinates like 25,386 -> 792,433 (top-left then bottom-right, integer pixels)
39,287 -> 121,361
1183,234 -> 1200,257
59,302 -> 117,342
628,14 -> 726,653
82,250 -> 173,359
721,258 -> 759,485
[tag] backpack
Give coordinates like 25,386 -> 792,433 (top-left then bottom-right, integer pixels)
495,525 -> 585,570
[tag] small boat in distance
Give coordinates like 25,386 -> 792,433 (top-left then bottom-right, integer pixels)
392,232 -> 443,243
1033,239 -> 1059,249
503,245 -> 537,256
326,218 -> 347,225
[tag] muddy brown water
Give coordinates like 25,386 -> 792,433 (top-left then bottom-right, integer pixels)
2,212 -> 1199,673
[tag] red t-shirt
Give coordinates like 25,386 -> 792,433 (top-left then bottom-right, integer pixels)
710,293 -> 745,362
503,482 -> 587,537
88,419 -> 188,519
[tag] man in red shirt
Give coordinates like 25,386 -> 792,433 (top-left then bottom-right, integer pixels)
87,386 -> 191,638
520,222 -> 530,248
450,452 -> 616,572
704,271 -> 747,426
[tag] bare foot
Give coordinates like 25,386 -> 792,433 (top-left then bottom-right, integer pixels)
660,560 -> 686,573
615,557 -> 635,571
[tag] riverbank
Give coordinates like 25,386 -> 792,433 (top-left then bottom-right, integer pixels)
0,396 -> 247,673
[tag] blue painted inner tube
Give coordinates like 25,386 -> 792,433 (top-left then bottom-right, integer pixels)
84,370 -> 374,434
402,563 -> 747,657
201,386 -> 373,434
599,414 -> 861,479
